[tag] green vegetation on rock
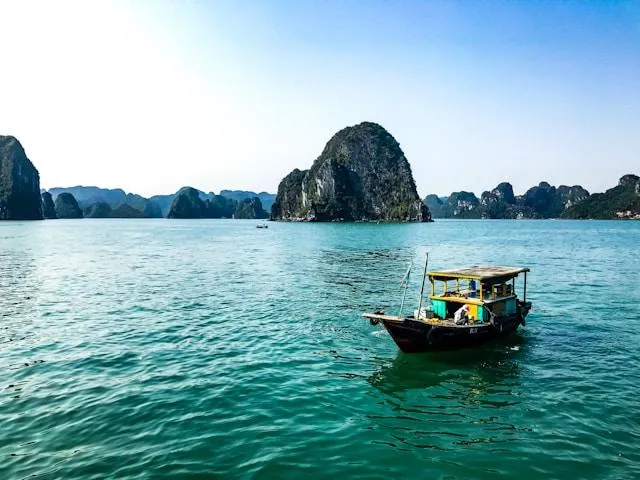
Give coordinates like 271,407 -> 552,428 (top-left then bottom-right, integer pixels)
441,191 -> 482,219
563,174 -> 640,219
272,122 -> 430,222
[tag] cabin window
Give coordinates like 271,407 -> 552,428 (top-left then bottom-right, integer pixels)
446,301 -> 461,319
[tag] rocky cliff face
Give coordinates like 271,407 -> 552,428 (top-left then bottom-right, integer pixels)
557,185 -> 590,210
480,183 -> 518,219
272,122 -> 430,222
41,192 -> 57,219
0,136 -> 42,220
54,192 -> 83,218
271,169 -> 307,220
235,197 -> 269,219
441,191 -> 481,219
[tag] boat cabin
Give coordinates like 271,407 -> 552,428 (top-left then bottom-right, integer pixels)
426,266 -> 529,323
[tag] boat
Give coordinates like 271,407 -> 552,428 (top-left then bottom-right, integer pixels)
256,223 -> 268,229
363,254 -> 531,353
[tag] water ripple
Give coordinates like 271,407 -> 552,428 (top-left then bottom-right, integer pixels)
0,219 -> 639,479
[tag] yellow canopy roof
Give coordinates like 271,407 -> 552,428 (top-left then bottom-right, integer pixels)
428,265 -> 529,281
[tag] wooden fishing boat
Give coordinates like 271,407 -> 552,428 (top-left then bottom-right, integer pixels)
363,255 -> 531,353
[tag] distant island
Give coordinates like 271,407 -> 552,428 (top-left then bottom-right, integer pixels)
44,185 -> 274,220
0,135 -> 275,221
271,122 -> 430,222
425,176 -> 640,220
1,132 -> 638,221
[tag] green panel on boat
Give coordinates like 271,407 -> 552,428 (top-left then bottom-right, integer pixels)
506,298 -> 516,315
431,299 -> 447,318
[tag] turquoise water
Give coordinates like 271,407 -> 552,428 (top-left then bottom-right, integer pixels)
1,219 -> 639,479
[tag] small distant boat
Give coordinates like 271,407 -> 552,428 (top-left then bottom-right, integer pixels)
256,223 -> 268,229
363,254 -> 532,353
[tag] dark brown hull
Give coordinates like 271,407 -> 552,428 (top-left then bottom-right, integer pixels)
381,311 -> 527,353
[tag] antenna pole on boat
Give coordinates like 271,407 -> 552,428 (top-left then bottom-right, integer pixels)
417,252 -> 429,317
398,262 -> 412,316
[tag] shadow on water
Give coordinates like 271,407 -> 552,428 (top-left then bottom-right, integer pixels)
367,335 -> 528,396
362,336 -> 532,455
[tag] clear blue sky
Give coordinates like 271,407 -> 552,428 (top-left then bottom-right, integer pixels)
1,0 -> 638,197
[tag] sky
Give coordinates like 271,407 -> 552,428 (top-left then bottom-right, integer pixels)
0,0 -> 638,198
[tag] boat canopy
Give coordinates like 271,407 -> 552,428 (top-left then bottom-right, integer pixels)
428,265 -> 529,282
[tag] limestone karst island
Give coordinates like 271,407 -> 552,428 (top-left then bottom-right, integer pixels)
1,129 -> 639,222
271,122 -> 430,222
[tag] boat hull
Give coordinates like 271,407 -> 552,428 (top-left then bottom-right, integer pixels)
379,311 -> 526,353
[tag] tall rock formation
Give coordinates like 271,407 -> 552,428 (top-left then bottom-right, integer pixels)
271,122 -> 430,222
167,187 -> 240,219
556,185 -> 590,210
41,191 -> 57,219
167,187 -> 208,218
208,195 -> 236,218
235,197 -> 269,219
440,191 -> 481,218
271,169 -> 308,220
480,182 -> 518,219
423,194 -> 444,218
521,182 -> 561,218
151,189 -> 215,217
0,136 -> 42,220
54,192 -> 83,218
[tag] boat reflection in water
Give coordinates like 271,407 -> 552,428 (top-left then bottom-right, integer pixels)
368,338 -> 525,395
365,337 -> 529,453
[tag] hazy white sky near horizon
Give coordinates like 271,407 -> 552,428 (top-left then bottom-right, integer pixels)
0,0 -> 638,197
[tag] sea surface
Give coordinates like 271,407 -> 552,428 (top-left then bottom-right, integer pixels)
1,219 -> 639,479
